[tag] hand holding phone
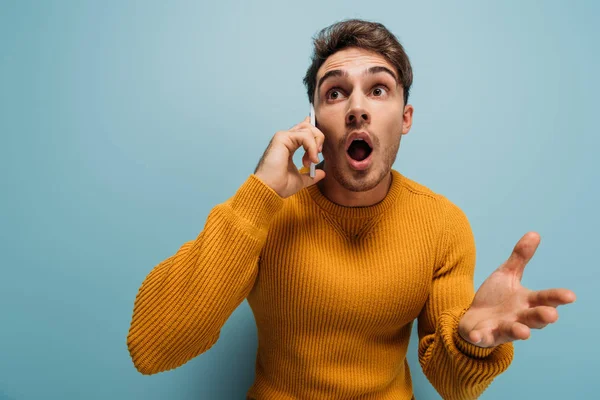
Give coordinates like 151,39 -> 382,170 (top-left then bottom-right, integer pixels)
253,112 -> 325,198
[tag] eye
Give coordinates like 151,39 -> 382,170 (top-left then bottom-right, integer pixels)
326,88 -> 345,100
372,86 -> 388,97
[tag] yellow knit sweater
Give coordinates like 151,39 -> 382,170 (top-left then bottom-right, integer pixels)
127,167 -> 514,399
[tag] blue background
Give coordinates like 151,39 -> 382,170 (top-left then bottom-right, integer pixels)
1,0 -> 597,399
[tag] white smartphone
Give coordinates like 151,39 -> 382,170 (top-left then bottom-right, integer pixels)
309,103 -> 316,178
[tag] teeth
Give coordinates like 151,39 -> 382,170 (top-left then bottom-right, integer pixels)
348,137 -> 371,150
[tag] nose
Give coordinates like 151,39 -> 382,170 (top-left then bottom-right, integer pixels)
345,97 -> 370,126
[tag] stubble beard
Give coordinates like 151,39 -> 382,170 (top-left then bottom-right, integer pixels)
331,135 -> 401,193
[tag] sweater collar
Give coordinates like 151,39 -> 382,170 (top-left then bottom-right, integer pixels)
305,169 -> 404,218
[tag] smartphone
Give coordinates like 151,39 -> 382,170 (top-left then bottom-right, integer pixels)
309,103 -> 316,178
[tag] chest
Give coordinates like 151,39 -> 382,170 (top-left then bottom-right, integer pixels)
249,220 -> 437,333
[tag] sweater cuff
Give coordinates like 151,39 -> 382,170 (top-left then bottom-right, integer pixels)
450,307 -> 497,359
443,306 -> 514,362
228,174 -> 284,232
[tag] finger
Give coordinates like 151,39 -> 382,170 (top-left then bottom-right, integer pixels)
467,330 -> 484,346
300,168 -> 326,186
477,329 -> 495,348
302,150 -> 320,169
528,288 -> 577,307
498,320 -> 531,341
294,122 -> 325,152
511,322 -> 531,340
278,129 -> 319,166
307,125 -> 325,153
292,128 -> 320,165
500,232 -> 541,281
465,324 -> 496,348
517,306 -> 558,329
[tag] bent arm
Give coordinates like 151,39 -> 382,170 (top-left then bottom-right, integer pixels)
417,198 -> 514,399
126,174 -> 283,375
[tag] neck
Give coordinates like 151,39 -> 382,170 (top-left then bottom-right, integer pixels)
315,161 -> 393,207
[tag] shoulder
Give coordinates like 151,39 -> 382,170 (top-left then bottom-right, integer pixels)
396,172 -> 439,200
395,171 -> 470,230
397,174 -> 476,266
396,172 -> 457,212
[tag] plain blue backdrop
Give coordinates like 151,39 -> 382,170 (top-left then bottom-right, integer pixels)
1,0 -> 597,399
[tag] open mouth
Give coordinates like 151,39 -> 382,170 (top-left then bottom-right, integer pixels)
347,138 -> 373,161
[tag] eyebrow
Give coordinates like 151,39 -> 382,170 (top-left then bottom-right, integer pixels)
316,66 -> 399,93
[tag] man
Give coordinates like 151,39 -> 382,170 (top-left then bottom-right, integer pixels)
127,19 -> 576,399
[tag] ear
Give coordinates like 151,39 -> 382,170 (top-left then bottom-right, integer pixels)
402,104 -> 414,135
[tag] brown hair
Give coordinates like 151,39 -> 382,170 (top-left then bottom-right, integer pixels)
303,19 -> 413,106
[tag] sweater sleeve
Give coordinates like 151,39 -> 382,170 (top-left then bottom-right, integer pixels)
417,197 -> 514,399
126,174 -> 283,375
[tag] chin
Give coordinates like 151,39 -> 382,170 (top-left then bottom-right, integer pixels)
341,165 -> 386,193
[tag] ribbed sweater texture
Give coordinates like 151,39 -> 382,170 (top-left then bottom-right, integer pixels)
127,167 -> 514,399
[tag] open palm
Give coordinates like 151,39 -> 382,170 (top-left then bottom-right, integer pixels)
458,232 -> 576,348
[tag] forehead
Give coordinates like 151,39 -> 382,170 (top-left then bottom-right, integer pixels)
316,47 -> 396,81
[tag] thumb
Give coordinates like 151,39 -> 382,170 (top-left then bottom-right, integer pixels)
301,169 -> 326,188
500,232 -> 541,281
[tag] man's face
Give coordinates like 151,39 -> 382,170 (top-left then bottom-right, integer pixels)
313,46 -> 413,193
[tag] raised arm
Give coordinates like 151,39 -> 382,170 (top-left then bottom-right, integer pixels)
127,115 -> 326,375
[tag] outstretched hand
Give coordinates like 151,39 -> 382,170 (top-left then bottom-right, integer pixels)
458,232 -> 576,348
